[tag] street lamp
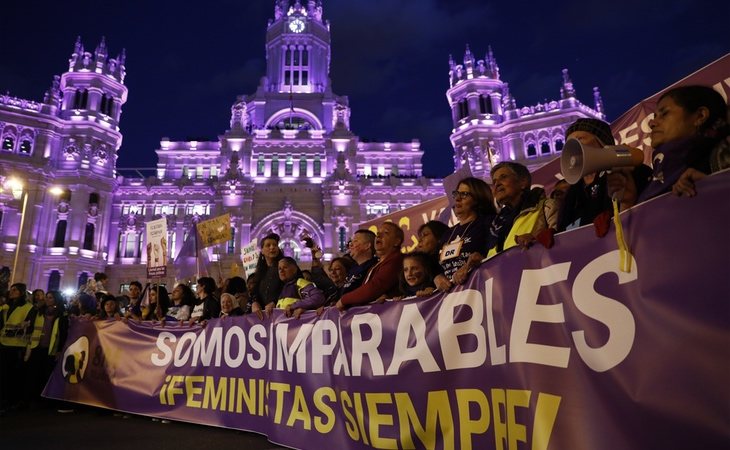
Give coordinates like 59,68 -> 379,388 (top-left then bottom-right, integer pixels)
3,178 -> 62,285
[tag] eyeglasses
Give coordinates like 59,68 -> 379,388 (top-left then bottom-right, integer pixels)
451,190 -> 473,200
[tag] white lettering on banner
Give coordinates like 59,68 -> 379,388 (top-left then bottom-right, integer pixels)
617,122 -> 640,146
510,263 -> 572,368
151,332 -> 175,366
438,290 -> 487,370
386,303 -> 439,375
223,326 -> 246,368
311,319 -> 338,374
351,314 -> 384,376
192,327 -> 223,367
484,278 -> 507,365
275,323 -> 314,373
247,324 -> 267,369
571,250 -> 637,372
149,251 -> 638,374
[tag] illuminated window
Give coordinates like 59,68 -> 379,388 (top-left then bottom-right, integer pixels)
48,270 -> 61,292
227,227 -> 236,254
210,166 -> 218,178
83,223 -> 95,250
19,140 -> 32,154
339,227 -> 347,253
124,232 -> 139,258
285,156 -> 293,176
182,166 -> 189,178
271,156 -> 279,177
53,220 -> 67,247
479,95 -> 493,114
257,156 -> 265,176
2,137 -> 14,151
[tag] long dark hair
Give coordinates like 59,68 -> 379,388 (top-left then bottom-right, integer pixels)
660,85 -> 728,137
174,283 -> 196,307
44,290 -> 67,319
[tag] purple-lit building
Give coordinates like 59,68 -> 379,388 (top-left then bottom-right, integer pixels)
0,0 -> 605,293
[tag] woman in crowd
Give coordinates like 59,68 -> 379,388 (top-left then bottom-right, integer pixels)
486,162 -> 556,257
26,290 -> 68,405
250,233 -> 284,318
416,220 -> 449,256
557,118 -> 651,231
0,283 -> 36,411
219,293 -> 244,318
142,285 -> 170,321
434,177 -> 496,290
190,277 -> 220,324
397,251 -> 438,299
223,276 -> 249,314
164,284 -> 194,322
611,85 -> 729,202
276,257 -> 325,319
31,289 -> 45,309
98,294 -> 121,320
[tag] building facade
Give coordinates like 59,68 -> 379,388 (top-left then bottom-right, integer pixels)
0,0 -> 604,293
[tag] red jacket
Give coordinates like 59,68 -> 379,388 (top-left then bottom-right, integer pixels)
340,250 -> 404,306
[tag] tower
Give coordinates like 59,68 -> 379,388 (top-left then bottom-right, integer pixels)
266,0 -> 329,94
447,45 -> 607,177
446,45 -> 505,179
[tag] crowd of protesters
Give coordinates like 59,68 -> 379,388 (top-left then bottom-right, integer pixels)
0,84 -> 727,417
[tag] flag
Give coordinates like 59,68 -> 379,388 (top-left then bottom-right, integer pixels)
196,213 -> 232,249
173,224 -> 209,280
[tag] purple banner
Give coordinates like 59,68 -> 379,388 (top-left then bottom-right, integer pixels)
46,171 -> 730,449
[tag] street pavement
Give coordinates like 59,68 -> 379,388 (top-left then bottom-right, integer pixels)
0,403 -> 290,450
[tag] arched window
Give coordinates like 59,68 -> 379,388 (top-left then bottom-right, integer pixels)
526,144 -> 537,158
285,155 -> 293,176
458,99 -> 469,119
541,141 -> 551,154
124,232 -> 139,258
479,95 -> 493,114
555,139 -> 564,152
299,157 -> 307,176
338,227 -> 347,254
313,156 -> 321,175
19,140 -> 32,154
53,220 -> 67,247
271,156 -> 279,177
48,270 -> 61,292
2,137 -> 14,151
227,227 -> 236,254
83,223 -> 95,250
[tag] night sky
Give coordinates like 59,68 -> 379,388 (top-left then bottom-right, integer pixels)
1,0 -> 727,178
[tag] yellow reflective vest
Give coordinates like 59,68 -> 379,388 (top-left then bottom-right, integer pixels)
0,301 -> 34,347
28,311 -> 65,355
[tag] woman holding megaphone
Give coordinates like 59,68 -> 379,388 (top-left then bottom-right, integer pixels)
557,118 -> 651,232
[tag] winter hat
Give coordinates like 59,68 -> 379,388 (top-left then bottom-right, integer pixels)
565,118 -> 615,146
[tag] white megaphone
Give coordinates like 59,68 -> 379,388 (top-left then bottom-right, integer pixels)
560,138 -> 644,184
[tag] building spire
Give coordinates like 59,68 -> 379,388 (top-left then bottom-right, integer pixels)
593,86 -> 605,117
560,68 -> 576,99
486,46 -> 500,79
